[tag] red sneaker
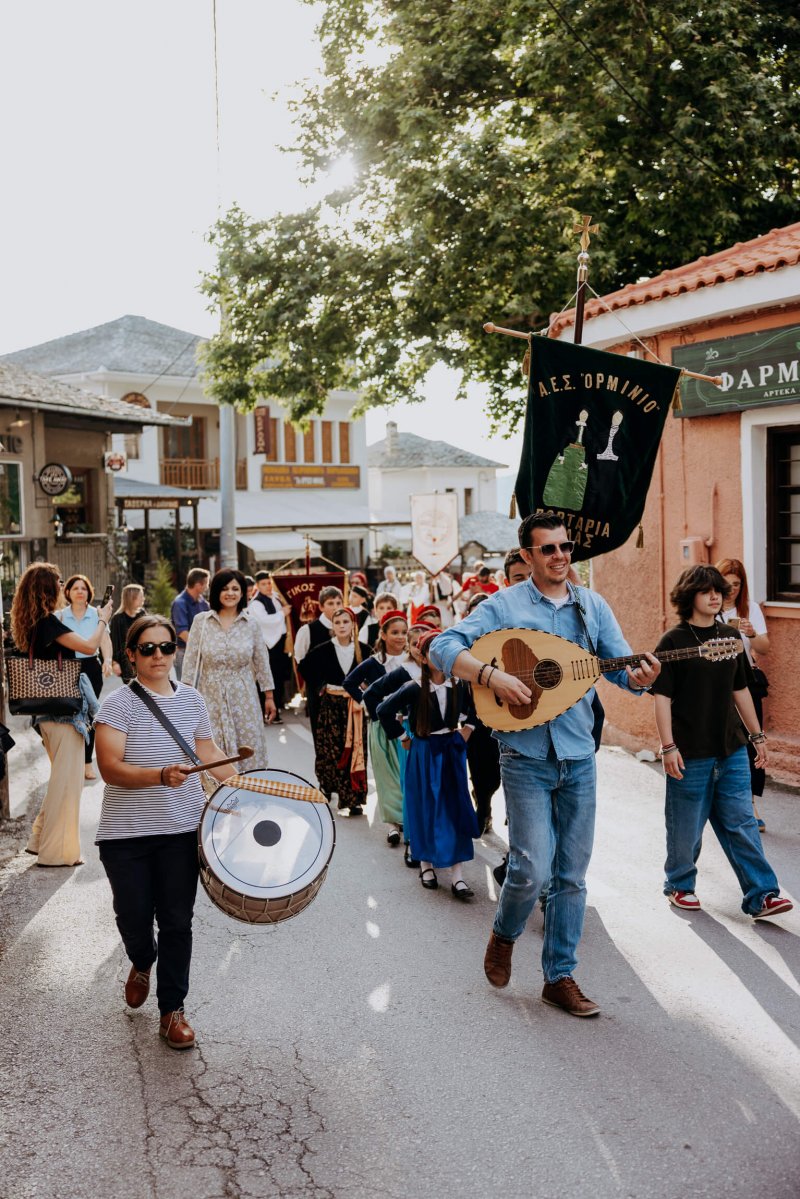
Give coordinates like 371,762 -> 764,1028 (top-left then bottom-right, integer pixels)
753,895 -> 793,920
668,891 -> 701,911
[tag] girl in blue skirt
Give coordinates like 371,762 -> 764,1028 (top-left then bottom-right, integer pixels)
376,630 -> 478,900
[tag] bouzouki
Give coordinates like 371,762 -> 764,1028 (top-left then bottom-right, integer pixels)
470,629 -> 742,732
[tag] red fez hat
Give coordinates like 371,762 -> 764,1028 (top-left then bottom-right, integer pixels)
416,605 -> 441,621
416,629 -> 441,657
379,608 -> 408,628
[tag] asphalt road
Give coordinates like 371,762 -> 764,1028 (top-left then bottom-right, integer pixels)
1,716 -> 799,1199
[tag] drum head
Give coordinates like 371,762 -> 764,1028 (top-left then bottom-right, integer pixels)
200,768 -> 335,901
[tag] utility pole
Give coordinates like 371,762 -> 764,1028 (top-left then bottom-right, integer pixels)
219,403 -> 238,568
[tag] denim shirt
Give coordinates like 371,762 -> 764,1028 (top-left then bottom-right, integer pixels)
429,579 -> 642,761
171,591 -> 210,638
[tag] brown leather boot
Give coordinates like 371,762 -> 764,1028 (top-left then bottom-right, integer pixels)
124,966 -> 151,1009
159,1009 -> 196,1050
541,976 -> 600,1017
484,931 -> 514,987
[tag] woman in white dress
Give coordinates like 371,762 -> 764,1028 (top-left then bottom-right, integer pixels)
183,569 -> 276,769
716,557 -> 770,832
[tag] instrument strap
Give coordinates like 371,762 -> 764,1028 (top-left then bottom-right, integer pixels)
129,680 -> 202,766
569,583 -> 597,657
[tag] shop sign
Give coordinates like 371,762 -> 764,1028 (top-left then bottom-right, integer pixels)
37,463 -> 72,496
104,451 -> 127,473
673,324 -> 800,417
261,464 -> 360,489
121,497 -> 181,510
254,408 -> 272,455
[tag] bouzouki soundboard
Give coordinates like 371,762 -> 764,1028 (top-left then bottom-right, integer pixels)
470,628 -> 742,732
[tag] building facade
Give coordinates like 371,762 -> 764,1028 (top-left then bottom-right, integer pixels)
2,316 -> 371,574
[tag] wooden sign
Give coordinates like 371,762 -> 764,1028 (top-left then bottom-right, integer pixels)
254,408 -> 272,455
261,465 -> 360,489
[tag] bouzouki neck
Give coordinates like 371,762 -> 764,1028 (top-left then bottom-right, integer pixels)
598,643 -> 740,674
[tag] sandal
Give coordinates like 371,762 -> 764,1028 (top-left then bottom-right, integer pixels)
419,868 -> 438,890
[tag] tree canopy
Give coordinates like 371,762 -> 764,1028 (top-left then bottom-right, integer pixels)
201,0 -> 799,430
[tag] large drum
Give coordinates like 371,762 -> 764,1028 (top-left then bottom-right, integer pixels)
198,768 -> 335,925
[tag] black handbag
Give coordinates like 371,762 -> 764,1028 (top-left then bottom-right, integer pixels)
6,647 -> 82,716
750,666 -> 769,700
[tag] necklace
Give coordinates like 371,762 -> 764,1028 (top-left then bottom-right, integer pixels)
683,620 -> 718,646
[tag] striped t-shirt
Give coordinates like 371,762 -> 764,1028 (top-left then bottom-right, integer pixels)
95,682 -> 213,841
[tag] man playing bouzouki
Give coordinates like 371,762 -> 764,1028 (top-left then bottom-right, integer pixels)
429,513 -> 660,1018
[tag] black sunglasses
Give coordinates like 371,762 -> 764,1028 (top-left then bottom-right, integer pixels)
529,541 -> 575,557
134,641 -> 178,657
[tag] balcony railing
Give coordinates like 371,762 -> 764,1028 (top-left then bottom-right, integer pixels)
160,458 -> 248,490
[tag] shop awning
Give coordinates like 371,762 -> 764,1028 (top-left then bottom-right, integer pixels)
237,531 -> 321,561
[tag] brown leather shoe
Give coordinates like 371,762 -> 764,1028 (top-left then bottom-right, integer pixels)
484,931 -> 514,987
159,1009 -> 196,1050
124,966 -> 151,1009
542,976 -> 600,1017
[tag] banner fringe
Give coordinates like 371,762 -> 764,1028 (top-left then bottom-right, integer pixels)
636,523 -> 644,549
509,492 -> 517,519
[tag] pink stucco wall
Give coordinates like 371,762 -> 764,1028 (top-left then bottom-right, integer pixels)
590,304 -> 800,785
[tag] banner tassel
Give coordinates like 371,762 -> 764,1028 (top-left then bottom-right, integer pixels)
509,492 -> 517,519
636,523 -> 644,549
671,384 -> 682,412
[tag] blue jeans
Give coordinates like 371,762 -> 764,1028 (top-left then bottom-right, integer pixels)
494,745 -> 596,983
664,746 -> 779,914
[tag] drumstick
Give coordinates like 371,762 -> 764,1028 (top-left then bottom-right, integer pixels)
183,746 -> 255,775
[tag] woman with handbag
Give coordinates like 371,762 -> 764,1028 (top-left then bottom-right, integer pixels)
717,557 -> 771,832
9,562 -> 113,866
95,614 -> 235,1050
182,569 -> 276,770
58,573 -> 113,779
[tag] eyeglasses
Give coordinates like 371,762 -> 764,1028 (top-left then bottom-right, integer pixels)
134,641 -> 178,657
529,541 -> 575,557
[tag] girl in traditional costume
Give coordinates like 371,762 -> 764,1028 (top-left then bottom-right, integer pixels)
343,609 -> 408,843
376,630 -> 478,898
303,608 -> 368,815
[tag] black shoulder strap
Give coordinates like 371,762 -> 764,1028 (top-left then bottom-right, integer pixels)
129,680 -> 201,766
569,583 -> 597,657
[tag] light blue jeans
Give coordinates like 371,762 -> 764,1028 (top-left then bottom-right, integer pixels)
664,745 -> 779,914
494,745 -> 596,983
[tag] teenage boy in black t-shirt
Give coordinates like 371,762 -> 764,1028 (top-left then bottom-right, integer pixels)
651,564 -> 791,921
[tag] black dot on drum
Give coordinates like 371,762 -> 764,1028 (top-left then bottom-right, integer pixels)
253,820 -> 282,848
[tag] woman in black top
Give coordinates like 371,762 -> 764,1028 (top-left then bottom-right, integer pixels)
10,562 -> 113,866
109,584 -> 146,682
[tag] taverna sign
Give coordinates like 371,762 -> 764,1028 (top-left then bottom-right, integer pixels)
673,324 -> 800,417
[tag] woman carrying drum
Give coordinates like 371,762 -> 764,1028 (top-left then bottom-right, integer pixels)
95,614 -> 234,1050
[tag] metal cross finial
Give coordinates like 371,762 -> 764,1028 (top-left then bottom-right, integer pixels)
574,215 -> 599,253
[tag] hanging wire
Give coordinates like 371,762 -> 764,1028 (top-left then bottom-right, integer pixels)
585,283 -> 670,366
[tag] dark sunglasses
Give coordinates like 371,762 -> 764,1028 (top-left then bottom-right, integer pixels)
530,541 -> 575,557
134,641 -> 178,657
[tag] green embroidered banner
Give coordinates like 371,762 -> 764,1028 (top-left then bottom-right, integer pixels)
514,338 -> 681,559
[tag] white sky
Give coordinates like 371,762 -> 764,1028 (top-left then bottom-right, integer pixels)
0,0 -> 522,476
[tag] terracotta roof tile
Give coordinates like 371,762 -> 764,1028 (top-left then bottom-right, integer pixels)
548,222 -> 800,338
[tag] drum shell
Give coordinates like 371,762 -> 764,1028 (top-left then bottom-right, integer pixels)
198,768 -> 335,925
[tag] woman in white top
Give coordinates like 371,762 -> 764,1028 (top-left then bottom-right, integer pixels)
717,557 -> 770,831
96,614 -> 236,1050
302,608 -> 368,815
59,574 -> 113,779
404,570 -> 431,622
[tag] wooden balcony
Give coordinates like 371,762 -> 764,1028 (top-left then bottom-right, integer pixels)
160,458 -> 248,490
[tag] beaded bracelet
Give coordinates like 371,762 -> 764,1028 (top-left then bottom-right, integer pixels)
748,731 -> 767,744
486,666 -> 497,688
477,663 -> 488,687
